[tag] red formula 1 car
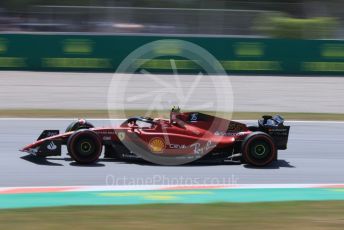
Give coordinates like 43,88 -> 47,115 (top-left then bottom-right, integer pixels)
21,108 -> 290,166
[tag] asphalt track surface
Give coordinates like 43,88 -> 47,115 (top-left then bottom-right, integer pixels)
0,119 -> 343,187
1,71 -> 344,113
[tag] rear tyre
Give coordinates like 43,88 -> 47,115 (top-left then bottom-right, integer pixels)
67,130 -> 102,164
241,132 -> 276,167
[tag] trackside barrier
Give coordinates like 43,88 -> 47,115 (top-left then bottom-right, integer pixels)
0,34 -> 344,75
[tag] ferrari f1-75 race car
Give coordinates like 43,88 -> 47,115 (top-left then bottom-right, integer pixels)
21,108 -> 290,166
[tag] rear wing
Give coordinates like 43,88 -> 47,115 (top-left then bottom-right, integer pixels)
258,115 -> 290,150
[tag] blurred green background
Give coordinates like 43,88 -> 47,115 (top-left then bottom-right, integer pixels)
0,1 -> 344,74
0,0 -> 342,38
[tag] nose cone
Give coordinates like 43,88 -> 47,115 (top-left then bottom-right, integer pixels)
20,138 -> 45,154
20,145 -> 40,155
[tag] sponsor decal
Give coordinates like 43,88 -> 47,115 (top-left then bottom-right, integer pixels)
214,131 -> 226,136
169,144 -> 187,149
46,131 -> 59,137
148,137 -> 166,153
191,140 -> 216,155
190,113 -> 198,122
214,131 -> 246,136
98,131 -> 116,135
27,147 -> 39,155
268,129 -> 289,136
269,128 -> 287,132
117,132 -> 126,141
47,141 -> 57,150
103,136 -> 111,141
227,122 -> 246,132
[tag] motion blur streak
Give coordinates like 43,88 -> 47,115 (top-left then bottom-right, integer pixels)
1,72 -> 344,113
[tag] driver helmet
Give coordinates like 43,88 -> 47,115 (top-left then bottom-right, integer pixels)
170,106 -> 181,123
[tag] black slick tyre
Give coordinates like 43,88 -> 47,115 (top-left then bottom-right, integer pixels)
67,130 -> 102,164
241,132 -> 276,167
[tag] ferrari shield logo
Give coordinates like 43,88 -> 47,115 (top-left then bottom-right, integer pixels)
148,137 -> 165,153
117,132 -> 125,141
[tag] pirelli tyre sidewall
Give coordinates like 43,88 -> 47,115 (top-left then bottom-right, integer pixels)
242,132 -> 276,167
67,130 -> 102,164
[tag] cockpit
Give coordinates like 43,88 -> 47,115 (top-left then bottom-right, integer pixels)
122,116 -> 156,129
121,106 -> 185,129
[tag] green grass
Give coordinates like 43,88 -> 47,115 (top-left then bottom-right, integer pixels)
0,201 -> 344,229
0,109 -> 344,120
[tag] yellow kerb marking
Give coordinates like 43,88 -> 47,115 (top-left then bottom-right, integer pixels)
329,189 -> 344,192
97,191 -> 211,201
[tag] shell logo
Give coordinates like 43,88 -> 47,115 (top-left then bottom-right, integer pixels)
148,137 -> 165,153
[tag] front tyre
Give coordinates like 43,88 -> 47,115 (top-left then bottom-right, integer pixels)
241,132 -> 276,167
67,130 -> 102,164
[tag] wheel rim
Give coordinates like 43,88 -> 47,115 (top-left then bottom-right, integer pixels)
81,142 -> 92,153
249,140 -> 271,160
77,139 -> 95,156
255,144 -> 266,156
